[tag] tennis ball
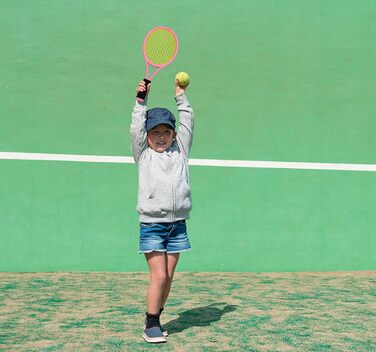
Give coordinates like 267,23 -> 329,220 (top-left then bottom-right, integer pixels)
175,72 -> 190,87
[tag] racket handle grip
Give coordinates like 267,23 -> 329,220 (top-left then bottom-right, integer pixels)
136,78 -> 151,102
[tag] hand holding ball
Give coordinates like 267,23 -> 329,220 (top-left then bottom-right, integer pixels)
175,72 -> 190,87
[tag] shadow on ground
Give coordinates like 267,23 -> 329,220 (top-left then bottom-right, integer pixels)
163,303 -> 238,334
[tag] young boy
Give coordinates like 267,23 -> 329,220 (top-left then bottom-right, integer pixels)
130,78 -> 194,343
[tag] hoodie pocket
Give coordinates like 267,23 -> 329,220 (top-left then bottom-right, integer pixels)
173,176 -> 192,212
145,179 -> 172,216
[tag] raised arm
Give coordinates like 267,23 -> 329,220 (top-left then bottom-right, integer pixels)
175,80 -> 194,158
130,81 -> 150,163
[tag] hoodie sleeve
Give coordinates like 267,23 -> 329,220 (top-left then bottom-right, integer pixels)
175,94 -> 194,159
130,100 -> 148,163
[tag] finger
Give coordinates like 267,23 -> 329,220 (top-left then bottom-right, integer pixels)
138,81 -> 146,89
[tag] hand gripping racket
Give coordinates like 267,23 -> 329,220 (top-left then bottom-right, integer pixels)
136,26 -> 179,102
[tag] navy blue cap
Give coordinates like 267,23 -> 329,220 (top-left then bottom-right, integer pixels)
146,108 -> 176,132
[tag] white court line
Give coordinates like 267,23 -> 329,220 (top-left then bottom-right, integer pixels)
0,151 -> 376,172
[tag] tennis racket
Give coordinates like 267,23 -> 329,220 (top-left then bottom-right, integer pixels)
136,26 -> 179,102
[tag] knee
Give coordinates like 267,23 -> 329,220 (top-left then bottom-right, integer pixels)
151,271 -> 168,286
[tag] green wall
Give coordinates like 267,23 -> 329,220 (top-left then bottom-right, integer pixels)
1,0 -> 375,272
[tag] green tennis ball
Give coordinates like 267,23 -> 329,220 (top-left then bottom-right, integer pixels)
175,72 -> 190,87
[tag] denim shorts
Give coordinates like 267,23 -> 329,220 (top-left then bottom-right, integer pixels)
139,220 -> 192,254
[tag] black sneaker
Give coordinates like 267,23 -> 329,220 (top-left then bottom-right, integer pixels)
143,319 -> 168,336
144,307 -> 168,337
143,325 -> 167,343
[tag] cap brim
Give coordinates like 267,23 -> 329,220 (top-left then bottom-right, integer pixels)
146,121 -> 175,131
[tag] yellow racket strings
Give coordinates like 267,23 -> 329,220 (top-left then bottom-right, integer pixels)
145,29 -> 177,65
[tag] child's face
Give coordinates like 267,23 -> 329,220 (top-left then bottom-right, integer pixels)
147,124 -> 176,153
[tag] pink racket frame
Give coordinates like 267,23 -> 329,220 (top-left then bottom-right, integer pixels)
143,26 -> 179,80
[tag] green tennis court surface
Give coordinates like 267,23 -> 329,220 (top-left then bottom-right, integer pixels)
1,0 -> 375,273
1,272 -> 375,351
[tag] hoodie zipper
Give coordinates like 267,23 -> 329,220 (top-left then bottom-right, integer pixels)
169,152 -> 175,222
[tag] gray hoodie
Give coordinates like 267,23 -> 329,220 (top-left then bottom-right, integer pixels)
130,94 -> 194,223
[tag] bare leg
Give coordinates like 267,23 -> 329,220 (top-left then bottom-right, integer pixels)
160,253 -> 180,309
145,252 -> 167,314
